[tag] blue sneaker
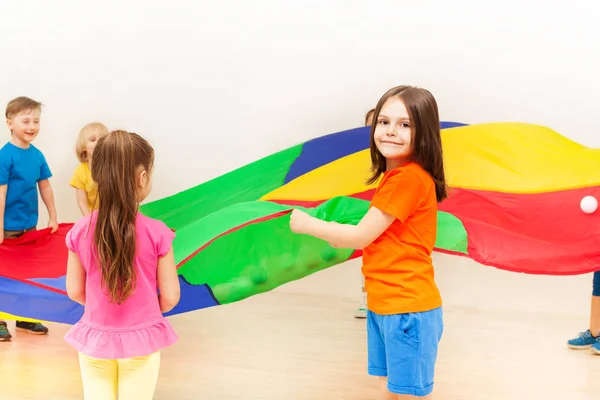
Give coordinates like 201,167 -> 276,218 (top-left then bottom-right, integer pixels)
567,330 -> 598,349
592,337 -> 600,355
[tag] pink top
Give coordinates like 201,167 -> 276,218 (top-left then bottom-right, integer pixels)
64,211 -> 178,359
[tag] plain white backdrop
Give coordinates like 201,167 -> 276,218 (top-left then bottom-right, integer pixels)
1,0 -> 599,318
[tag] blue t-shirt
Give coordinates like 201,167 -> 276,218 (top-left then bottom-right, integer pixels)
0,142 -> 52,230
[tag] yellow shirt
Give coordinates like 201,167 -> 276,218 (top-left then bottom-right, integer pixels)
70,162 -> 99,211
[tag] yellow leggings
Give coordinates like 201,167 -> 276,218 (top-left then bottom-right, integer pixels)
78,351 -> 161,400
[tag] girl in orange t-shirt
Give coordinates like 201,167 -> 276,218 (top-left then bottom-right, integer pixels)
290,85 -> 447,399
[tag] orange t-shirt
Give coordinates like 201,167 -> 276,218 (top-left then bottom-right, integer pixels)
361,162 -> 442,315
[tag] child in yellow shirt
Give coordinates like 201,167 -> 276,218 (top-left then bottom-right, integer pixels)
70,123 -> 109,216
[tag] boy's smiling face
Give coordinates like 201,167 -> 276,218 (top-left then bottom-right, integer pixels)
7,108 -> 41,148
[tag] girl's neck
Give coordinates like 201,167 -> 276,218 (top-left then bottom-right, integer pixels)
386,157 -> 410,171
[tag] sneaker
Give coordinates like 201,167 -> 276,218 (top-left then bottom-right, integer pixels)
354,293 -> 367,319
567,330 -> 597,349
0,321 -> 11,341
354,306 -> 367,319
592,338 -> 600,355
15,321 -> 48,335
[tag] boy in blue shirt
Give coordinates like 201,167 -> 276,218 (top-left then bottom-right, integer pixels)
0,96 -> 59,341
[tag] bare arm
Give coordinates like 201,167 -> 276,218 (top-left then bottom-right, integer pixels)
0,184 -> 5,244
38,179 -> 58,232
66,250 -> 86,305
75,188 -> 91,217
290,206 -> 396,249
157,247 -> 180,313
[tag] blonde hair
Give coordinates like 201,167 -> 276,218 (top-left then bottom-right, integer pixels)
365,108 -> 375,126
76,122 -> 109,163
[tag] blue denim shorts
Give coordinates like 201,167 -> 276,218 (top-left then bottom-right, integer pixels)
367,307 -> 443,397
593,271 -> 600,297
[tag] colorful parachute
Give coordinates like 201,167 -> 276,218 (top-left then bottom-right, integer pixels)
1,121 -> 599,325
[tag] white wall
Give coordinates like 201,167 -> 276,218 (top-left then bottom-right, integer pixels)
1,0 -> 598,317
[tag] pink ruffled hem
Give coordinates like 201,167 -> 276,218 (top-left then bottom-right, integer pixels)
64,318 -> 178,359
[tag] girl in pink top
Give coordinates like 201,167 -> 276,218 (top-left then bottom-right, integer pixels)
64,130 -> 181,400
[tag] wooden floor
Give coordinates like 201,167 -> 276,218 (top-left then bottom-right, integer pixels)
1,292 -> 599,399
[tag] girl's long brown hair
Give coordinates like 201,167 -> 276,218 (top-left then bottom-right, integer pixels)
90,130 -> 155,304
367,85 -> 448,202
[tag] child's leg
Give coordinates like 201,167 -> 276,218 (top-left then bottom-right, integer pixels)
367,311 -> 387,378
379,377 -> 433,400
567,271 -> 600,350
355,277 -> 367,318
590,272 -> 600,354
376,308 -> 443,398
78,352 -> 118,400
3,228 -> 49,335
378,378 -> 434,400
367,310 -> 440,398
590,271 -> 600,336
117,351 -> 161,399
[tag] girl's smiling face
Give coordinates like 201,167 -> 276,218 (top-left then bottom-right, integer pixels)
373,96 -> 413,168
